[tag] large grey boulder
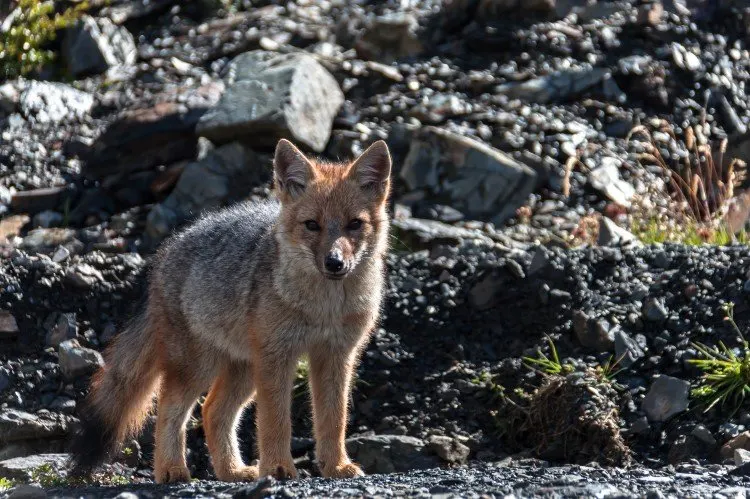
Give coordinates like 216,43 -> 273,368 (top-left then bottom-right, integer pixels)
63,16 -> 136,77
197,51 -> 343,152
146,142 -> 267,243
400,127 -> 537,226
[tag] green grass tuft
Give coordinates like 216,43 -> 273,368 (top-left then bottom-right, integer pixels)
523,336 -> 574,376
28,463 -> 130,488
632,217 -> 749,246
0,477 -> 14,491
689,303 -> 750,415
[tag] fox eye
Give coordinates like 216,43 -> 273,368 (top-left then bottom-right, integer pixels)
347,219 -> 363,230
304,220 -> 321,231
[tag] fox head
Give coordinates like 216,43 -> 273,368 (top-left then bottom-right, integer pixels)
273,139 -> 392,280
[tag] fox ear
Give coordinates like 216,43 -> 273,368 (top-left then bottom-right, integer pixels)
350,141 -> 391,196
274,139 -> 314,199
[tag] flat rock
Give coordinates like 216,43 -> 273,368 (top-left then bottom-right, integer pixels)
642,375 -> 690,422
10,187 -> 69,215
197,51 -> 343,152
494,67 -> 609,103
0,410 -> 73,443
0,454 -> 68,481
346,435 -> 441,474
392,217 -> 495,251
400,127 -> 537,226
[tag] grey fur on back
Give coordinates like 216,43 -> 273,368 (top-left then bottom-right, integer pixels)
153,198 -> 281,359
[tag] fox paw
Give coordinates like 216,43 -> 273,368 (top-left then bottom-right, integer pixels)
216,465 -> 259,482
260,462 -> 298,480
155,465 -> 191,484
322,462 -> 364,479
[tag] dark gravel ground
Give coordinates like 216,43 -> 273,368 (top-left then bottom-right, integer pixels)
45,461 -> 750,498
7,0 -> 750,496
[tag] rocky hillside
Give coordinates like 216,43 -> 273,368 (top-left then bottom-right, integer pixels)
3,0 -> 750,497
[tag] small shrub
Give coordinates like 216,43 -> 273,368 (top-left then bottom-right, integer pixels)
689,302 -> 750,414
0,0 -> 86,79
0,477 -> 14,490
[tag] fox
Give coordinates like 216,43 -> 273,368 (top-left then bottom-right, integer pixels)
69,138 -> 392,483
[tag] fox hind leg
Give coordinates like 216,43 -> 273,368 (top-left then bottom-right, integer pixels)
203,360 -> 258,482
153,372 -> 206,484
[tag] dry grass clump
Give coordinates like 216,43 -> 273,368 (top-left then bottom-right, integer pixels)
628,120 -> 748,244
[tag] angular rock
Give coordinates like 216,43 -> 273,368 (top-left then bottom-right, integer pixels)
0,311 -> 19,339
614,330 -> 644,368
83,93 -> 223,186
426,435 -> 470,464
62,16 -> 136,77
642,375 -> 690,422
6,484 -> 47,499
19,82 -> 94,124
146,142 -> 267,243
588,158 -> 636,208
355,13 -> 423,63
65,264 -> 104,289
400,127 -> 537,226
721,431 -> 750,460
197,51 -> 343,152
735,448 -> 750,465
691,425 -> 717,446
346,435 -> 441,474
598,218 -> 641,247
45,313 -> 78,348
58,339 -> 104,379
572,310 -> 616,350
494,67 -> 609,103
643,297 -> 669,322
0,454 -> 68,481
0,410 -> 73,443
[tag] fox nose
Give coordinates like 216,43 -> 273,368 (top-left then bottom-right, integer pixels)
325,252 -> 345,273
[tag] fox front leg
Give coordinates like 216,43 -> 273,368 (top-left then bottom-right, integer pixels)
308,343 -> 364,478
253,350 -> 298,480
